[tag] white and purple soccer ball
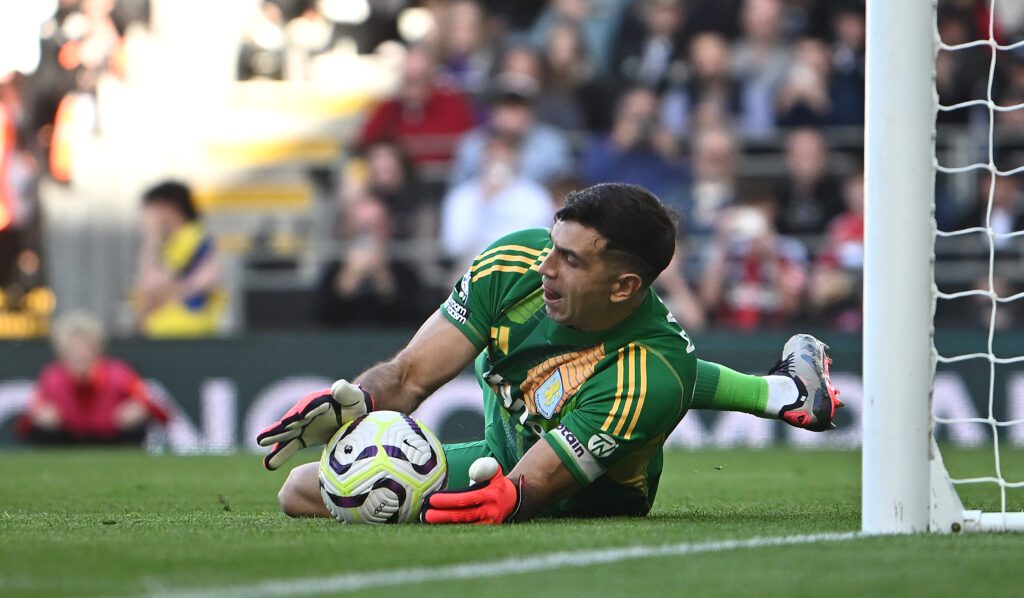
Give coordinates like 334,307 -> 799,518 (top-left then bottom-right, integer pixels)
318,411 -> 447,524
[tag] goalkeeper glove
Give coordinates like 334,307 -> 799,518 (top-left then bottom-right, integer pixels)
256,379 -> 373,470
420,457 -> 523,524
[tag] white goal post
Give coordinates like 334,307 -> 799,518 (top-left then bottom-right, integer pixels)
863,0 -> 1024,534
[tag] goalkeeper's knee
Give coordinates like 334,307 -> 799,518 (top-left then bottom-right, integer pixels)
277,470 -> 304,518
278,464 -> 328,518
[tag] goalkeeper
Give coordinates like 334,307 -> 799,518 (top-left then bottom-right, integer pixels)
259,183 -> 843,524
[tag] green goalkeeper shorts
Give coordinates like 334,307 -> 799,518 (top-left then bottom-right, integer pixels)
441,440 -> 504,490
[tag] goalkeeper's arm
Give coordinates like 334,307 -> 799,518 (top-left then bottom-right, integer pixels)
258,311 -> 479,470
355,311 -> 479,413
507,441 -> 580,522
422,438 -> 581,524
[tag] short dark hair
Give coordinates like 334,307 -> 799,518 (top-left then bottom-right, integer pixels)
142,181 -> 199,221
554,183 -> 677,287
484,131 -> 521,152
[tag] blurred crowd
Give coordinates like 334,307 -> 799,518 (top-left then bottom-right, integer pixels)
274,0 -> 877,333
300,0 -> 1024,332
2,0 -> 1024,338
0,0 -> 150,337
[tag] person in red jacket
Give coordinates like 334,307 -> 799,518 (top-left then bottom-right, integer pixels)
356,46 -> 475,169
19,311 -> 169,445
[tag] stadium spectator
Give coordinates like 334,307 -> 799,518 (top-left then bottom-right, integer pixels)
827,4 -> 865,126
440,134 -> 554,273
731,0 -> 792,137
580,87 -> 688,206
774,37 -> 832,127
956,173 -> 1024,250
356,46 -> 475,171
935,7 -> 989,126
131,181 -> 226,338
448,74 -> 572,186
529,0 -> 629,76
675,125 -> 738,235
435,0 -> 496,97
0,247 -> 54,339
18,310 -> 169,445
316,141 -> 435,326
493,44 -> 543,83
538,20 -> 614,132
318,185 -> 397,326
59,0 -> 124,84
237,2 -> 286,80
544,172 -> 583,212
611,0 -> 689,93
686,0 -> 745,37
777,0 -> 834,40
363,139 -> 436,244
485,0 -> 546,31
498,41 -> 590,133
662,32 -> 742,135
994,53 -> 1024,129
43,0 -> 127,184
700,203 -> 808,330
655,245 -> 708,331
949,175 -> 1024,331
808,171 -> 864,331
773,127 -> 843,236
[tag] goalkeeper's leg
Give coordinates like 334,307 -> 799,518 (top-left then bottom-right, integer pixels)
692,334 -> 843,431
278,462 -> 331,518
442,440 -> 509,489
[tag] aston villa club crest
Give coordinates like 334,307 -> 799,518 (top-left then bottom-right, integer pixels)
535,371 -> 564,419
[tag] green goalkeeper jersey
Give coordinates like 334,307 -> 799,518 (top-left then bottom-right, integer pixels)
440,228 -> 697,516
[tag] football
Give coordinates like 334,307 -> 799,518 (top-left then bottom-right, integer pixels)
318,411 -> 447,524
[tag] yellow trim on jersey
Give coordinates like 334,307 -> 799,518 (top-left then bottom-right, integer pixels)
499,326 -> 510,354
529,248 -> 552,271
624,346 -> 649,439
490,326 -> 510,355
476,244 -> 545,261
613,344 -> 638,436
471,253 -> 536,271
471,264 -> 530,282
601,347 -> 626,431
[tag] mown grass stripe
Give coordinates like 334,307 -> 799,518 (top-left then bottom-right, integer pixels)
147,532 -> 862,598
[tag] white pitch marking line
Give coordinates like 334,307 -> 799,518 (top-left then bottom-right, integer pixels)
147,531 -> 862,598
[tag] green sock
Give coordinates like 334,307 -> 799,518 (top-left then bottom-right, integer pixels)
692,359 -> 770,416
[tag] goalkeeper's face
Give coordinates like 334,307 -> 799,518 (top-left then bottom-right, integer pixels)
539,221 -> 639,332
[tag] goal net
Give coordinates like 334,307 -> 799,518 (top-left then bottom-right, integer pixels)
863,0 -> 1024,533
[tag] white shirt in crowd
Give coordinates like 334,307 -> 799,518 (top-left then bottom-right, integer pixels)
440,176 -> 555,265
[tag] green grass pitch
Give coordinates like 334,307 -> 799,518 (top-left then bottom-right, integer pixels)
1,447 -> 1022,597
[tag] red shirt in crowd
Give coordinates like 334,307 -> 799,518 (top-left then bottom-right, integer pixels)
21,358 -> 169,439
817,211 -> 865,270
719,254 -> 806,330
357,87 -> 475,166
